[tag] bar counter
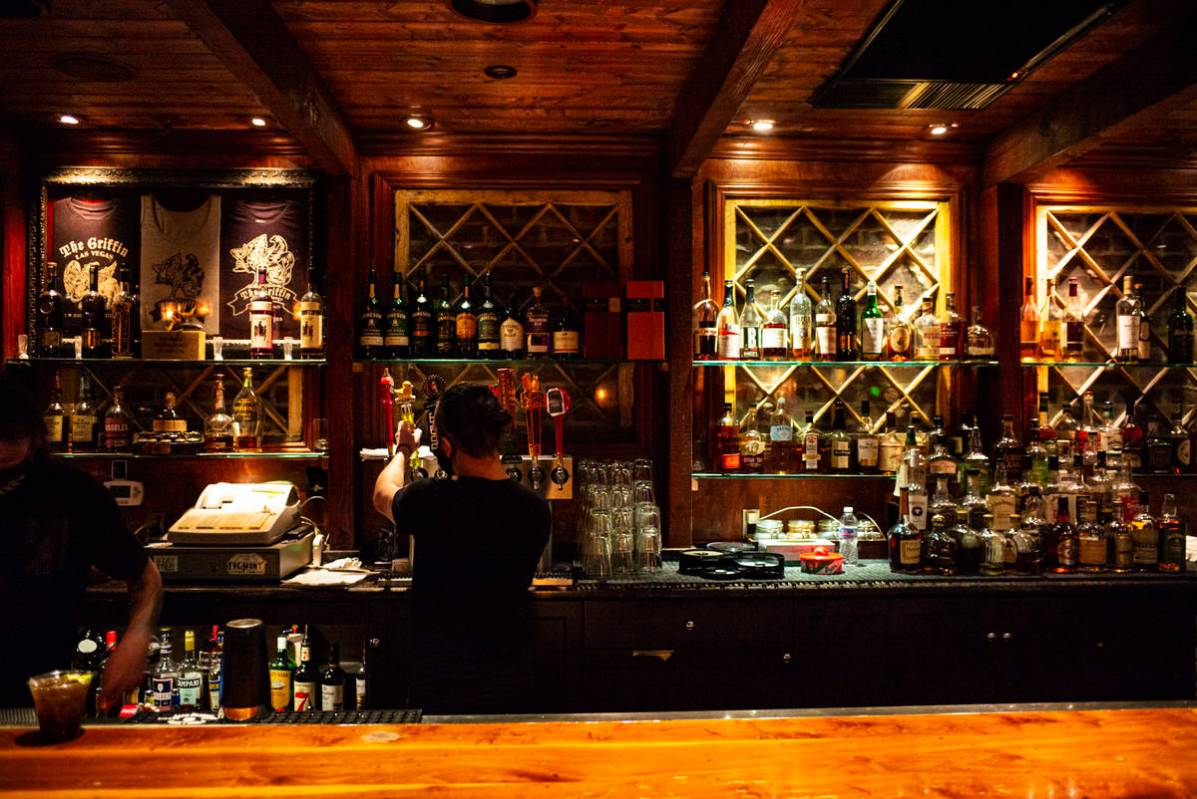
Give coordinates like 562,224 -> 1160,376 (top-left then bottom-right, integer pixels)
4,702 -> 1197,797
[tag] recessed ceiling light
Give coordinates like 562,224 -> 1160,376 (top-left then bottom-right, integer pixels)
929,122 -> 958,136
484,64 -> 518,80
449,0 -> 536,24
751,119 -> 775,133
251,117 -> 268,127
405,115 -> 432,130
58,114 -> 80,126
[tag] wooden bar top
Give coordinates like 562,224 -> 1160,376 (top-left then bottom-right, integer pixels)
3,705 -> 1197,797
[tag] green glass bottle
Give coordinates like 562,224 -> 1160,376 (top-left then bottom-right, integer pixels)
860,280 -> 885,360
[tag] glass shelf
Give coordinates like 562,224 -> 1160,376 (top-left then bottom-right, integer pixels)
692,472 -> 895,480
23,357 -> 326,367
694,359 -> 998,368
1021,360 -> 1196,369
356,358 -> 661,366
60,451 -> 325,461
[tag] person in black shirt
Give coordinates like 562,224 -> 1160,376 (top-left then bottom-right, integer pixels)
0,373 -> 163,709
373,383 -> 550,714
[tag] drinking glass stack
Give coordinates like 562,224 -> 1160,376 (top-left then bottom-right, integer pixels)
575,458 -> 662,578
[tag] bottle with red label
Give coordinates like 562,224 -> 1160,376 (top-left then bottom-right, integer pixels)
717,403 -> 741,472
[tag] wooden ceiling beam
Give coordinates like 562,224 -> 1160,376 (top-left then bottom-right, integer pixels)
164,0 -> 357,176
983,17 -> 1197,186
666,0 -> 803,179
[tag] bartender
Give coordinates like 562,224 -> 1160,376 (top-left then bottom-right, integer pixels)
0,373 -> 163,709
373,383 -> 550,714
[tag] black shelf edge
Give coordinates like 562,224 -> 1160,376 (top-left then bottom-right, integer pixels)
354,358 -> 664,366
59,451 -> 325,461
692,472 -> 895,480
20,357 -> 326,367
693,359 -> 998,368
1021,361 -> 1197,369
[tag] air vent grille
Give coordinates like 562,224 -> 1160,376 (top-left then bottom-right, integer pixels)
901,81 -> 1012,110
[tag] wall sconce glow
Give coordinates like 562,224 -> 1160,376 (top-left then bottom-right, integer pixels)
58,114 -> 80,125
405,115 -> 432,130
929,124 -> 949,136
751,119 -> 775,133
928,122 -> 958,136
250,116 -> 267,127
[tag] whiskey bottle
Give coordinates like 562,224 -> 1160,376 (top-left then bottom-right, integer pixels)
153,392 -> 187,434
801,410 -> 822,473
524,285 -> 551,357
409,268 -> 433,357
454,274 -> 479,357
1136,283 -> 1152,361
986,463 -> 1018,532
43,371 -> 67,452
232,367 -> 261,451
938,292 -> 963,361
68,374 -> 97,452
888,488 -> 923,575
1076,499 -> 1106,573
177,630 -> 204,713
789,268 -> 812,358
1039,279 -> 1062,361
268,635 -> 295,714
813,276 -> 836,359
382,276 -> 409,359
738,279 -> 762,360
692,270 -> 719,360
1131,491 -> 1157,571
1062,277 -> 1084,359
1115,275 -> 1140,362
928,433 -> 959,487
739,408 -> 765,474
298,267 -> 325,359
110,266 -> 139,359
902,426 -> 929,530
435,272 -> 456,356
1167,288 -> 1193,364
499,291 -> 526,359
886,285 -> 913,361
36,261 -> 67,358
966,305 -> 995,359
923,513 -> 958,576
962,426 -> 991,497
994,414 -> 1024,481
715,280 -> 741,359
978,512 -> 1007,576
760,288 -> 788,359
320,643 -> 346,713
1019,276 -> 1039,361
1158,492 -> 1186,572
1050,497 -> 1078,574
79,266 -> 108,358
203,377 -> 235,453
1108,499 -> 1135,574
835,269 -> 857,360
878,411 -> 904,474
717,403 -> 741,472
1011,495 -> 1045,575
912,294 -> 940,360
860,280 -> 885,360
357,269 -> 385,359
103,387 -> 132,452
152,628 -> 178,713
476,273 -> 501,358
828,400 -> 852,472
292,629 -> 318,712
551,299 -> 581,359
954,508 -> 984,576
763,397 -> 794,474
1025,420 -> 1050,487
249,267 -> 275,360
1145,414 -> 1173,474
856,400 -> 880,474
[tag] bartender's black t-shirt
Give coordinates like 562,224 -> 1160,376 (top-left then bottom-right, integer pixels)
0,457 -> 147,707
391,476 -> 550,714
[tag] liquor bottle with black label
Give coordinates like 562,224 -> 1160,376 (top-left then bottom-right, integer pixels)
434,272 -> 455,356
524,286 -> 551,357
79,266 -> 108,358
1158,493 -> 1186,572
232,368 -> 261,451
1050,498 -> 1078,574
320,642 -> 346,712
455,274 -> 478,357
835,268 -> 857,360
888,489 -> 922,574
828,400 -> 852,472
103,387 -> 132,452
152,628 -> 178,714
410,268 -> 433,357
110,265 -> 140,359
383,275 -> 409,359
500,290 -> 526,359
476,273 -> 501,357
249,267 -> 275,360
154,392 -> 187,434
203,377 -> 235,453
292,630 -> 318,712
44,371 -> 67,453
177,630 -> 204,712
269,634 -> 294,713
36,261 -> 67,358
1062,278 -> 1084,360
298,267 -> 324,359
69,374 -> 98,453
357,268 -> 384,359
551,299 -> 581,359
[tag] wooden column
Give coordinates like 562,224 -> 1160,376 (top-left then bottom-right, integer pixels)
982,182 -> 1031,433
665,175 -> 695,548
0,128 -> 24,360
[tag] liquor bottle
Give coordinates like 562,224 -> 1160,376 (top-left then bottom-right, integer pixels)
103,387 -> 132,452
499,290 -> 526,359
717,403 -> 741,472
739,408 -> 765,474
886,284 -> 913,361
938,292 -> 963,361
110,266 -> 139,359
978,512 -> 1007,576
835,269 -> 857,360
801,410 -> 822,473
69,374 -> 98,453
1168,289 -> 1193,364
152,628 -> 178,713
1040,279 -> 1062,361
1051,498 -> 1078,574
1131,491 -> 1157,571
1145,414 -> 1172,474
153,392 -> 187,435
693,270 -> 719,360
1115,275 -> 1140,362
248,266 -> 275,359
205,626 -> 223,713
789,268 -> 813,359
856,400 -> 880,474
860,280 -> 885,360
1076,499 -> 1106,573
828,400 -> 852,472
355,643 -> 368,711
878,411 -> 904,474
177,630 -> 204,712
760,288 -> 789,359
435,272 -> 456,356
763,397 -> 794,474
80,266 -> 108,358
44,371 -> 67,453
995,414 -> 1024,482
928,433 -> 959,487
1019,276 -> 1039,361
813,276 -> 836,359
1170,413 -> 1190,474
203,378 -> 235,453
295,267 -> 324,359
923,513 -> 958,576
1158,492 -> 1186,572
232,367 -> 261,451
1122,402 -> 1144,471
902,426 -> 929,531
1108,499 -> 1135,574
551,299 -> 581,359
1101,401 -> 1123,454
1025,421 -> 1049,487
954,508 -> 984,576
358,268 -> 385,359
410,268 -> 433,357
383,275 -> 409,360
292,629 -> 318,712
888,489 -> 922,575
1011,495 -> 1045,575
913,294 -> 940,360
451,274 -> 477,357
1062,277 -> 1084,360
524,285 -> 551,357
1136,283 -> 1152,362
715,279 -> 741,360
738,279 -> 762,360
966,306 -> 995,359
269,634 -> 295,713
476,273 -> 501,357
36,261 -> 67,357
320,643 -> 346,712
987,463 -> 1018,532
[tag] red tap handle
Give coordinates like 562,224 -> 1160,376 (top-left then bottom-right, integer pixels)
380,368 -> 395,458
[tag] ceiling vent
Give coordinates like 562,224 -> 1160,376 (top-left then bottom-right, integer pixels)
812,0 -> 1125,110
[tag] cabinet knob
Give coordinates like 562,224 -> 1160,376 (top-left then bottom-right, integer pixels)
782,653 -> 792,665
1002,632 -> 1012,641
986,632 -> 996,641
368,638 -> 382,650
685,620 -> 695,632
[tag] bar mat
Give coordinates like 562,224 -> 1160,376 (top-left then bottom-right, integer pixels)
0,708 -> 37,726
117,708 -> 422,725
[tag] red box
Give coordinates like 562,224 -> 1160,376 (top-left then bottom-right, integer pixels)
583,281 -> 623,359
625,280 -> 665,361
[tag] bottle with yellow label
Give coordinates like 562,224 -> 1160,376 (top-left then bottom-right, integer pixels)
269,634 -> 294,713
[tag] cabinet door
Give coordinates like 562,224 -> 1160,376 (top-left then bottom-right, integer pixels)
528,600 -> 583,713
365,601 -> 412,709
885,597 -> 995,705
796,605 -> 890,708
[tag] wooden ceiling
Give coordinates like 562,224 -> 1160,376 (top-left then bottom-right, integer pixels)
1,0 -> 1195,174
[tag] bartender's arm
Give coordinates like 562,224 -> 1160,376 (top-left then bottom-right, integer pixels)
99,560 -> 163,712
372,421 -> 421,523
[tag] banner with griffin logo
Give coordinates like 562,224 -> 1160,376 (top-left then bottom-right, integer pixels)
51,195 -> 137,313
219,195 -> 308,340
139,194 -> 222,334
